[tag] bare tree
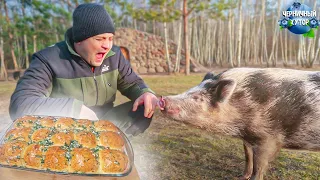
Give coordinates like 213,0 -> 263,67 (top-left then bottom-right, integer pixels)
313,36 -> 320,64
163,5 -> 172,74
236,0 -> 243,67
260,0 -> 268,66
33,35 -> 37,53
244,0 -> 251,65
174,1 -> 183,72
4,0 -> 19,70
253,0 -> 260,64
228,10 -> 234,67
183,0 -> 190,75
269,0 -> 281,66
24,34 -> 29,69
0,27 -> 8,81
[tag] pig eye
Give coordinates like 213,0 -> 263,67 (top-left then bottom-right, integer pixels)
192,95 -> 202,101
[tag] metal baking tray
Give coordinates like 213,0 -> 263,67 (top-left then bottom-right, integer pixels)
0,115 -> 134,177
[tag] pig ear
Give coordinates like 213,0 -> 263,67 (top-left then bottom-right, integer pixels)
215,79 -> 236,102
202,72 -> 215,82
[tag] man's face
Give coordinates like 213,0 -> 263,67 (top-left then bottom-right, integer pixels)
74,33 -> 113,67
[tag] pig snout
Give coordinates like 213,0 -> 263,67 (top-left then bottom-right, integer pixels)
159,96 -> 180,115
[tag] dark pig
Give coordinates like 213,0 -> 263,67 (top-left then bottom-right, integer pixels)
159,68 -> 320,180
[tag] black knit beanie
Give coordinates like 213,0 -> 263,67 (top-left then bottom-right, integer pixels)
72,3 -> 115,42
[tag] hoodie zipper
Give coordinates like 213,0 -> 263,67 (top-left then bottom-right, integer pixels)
80,58 -> 99,105
93,69 -> 98,105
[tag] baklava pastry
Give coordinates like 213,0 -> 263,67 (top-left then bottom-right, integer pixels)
69,148 -> 98,173
94,120 -> 119,132
98,131 -> 124,151
43,146 -> 68,172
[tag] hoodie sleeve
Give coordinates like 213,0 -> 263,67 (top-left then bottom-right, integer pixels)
116,51 -> 155,101
9,53 -> 83,121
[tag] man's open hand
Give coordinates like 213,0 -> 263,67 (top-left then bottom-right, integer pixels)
132,92 -> 159,118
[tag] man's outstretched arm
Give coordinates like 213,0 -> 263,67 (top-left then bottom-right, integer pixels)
9,54 -> 83,120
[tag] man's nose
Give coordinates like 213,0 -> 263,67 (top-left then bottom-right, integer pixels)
102,41 -> 111,49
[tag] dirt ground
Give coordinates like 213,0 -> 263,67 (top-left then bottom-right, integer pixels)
0,82 -> 15,136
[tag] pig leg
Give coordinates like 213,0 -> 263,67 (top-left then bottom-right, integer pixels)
250,138 -> 282,180
239,141 -> 253,180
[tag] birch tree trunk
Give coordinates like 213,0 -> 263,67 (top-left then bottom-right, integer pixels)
174,1 -> 183,72
0,34 -> 8,81
211,20 -> 217,66
237,0 -> 243,67
280,30 -> 286,66
288,33 -> 292,65
4,0 -> 19,70
134,19 -> 137,30
204,19 -> 212,66
301,36 -> 306,67
152,20 -> 156,34
163,7 -> 171,74
24,35 -> 29,69
199,15 -> 205,64
16,38 -> 22,68
228,11 -> 234,67
312,36 -> 320,65
244,0 -> 250,66
260,0 -> 268,66
183,0 -> 190,75
296,33 -> 300,65
33,35 -> 37,53
306,0 -> 317,67
191,18 -> 198,61
269,0 -> 281,66
253,0 -> 260,64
